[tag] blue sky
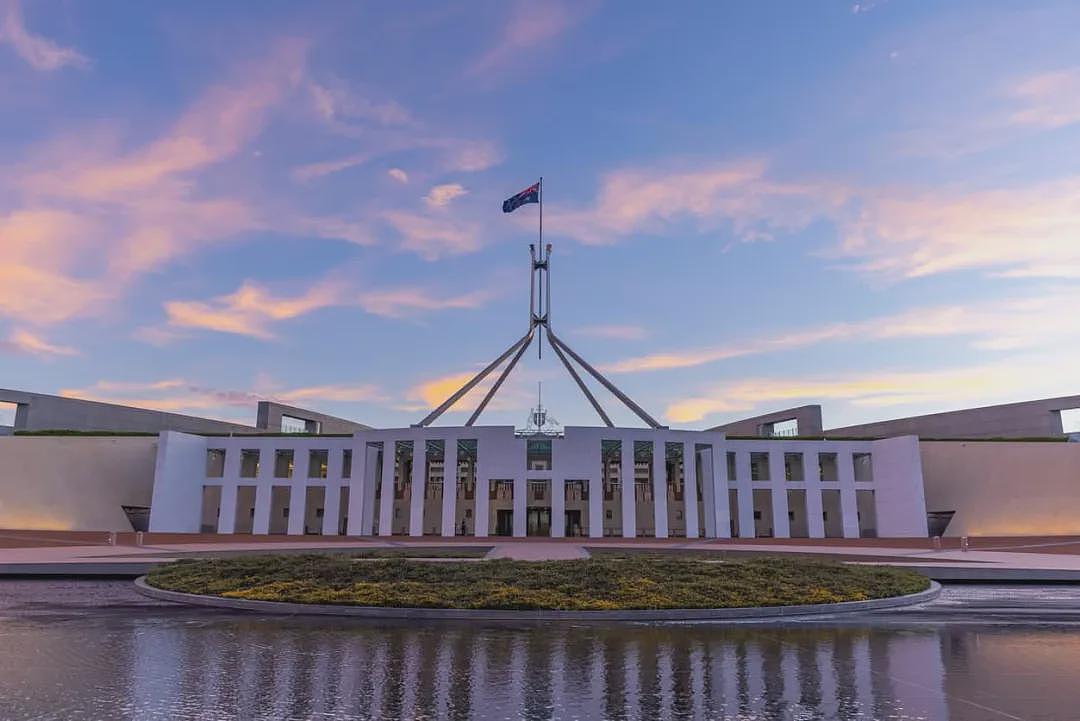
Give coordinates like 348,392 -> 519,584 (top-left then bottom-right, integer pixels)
2,0 -> 1080,431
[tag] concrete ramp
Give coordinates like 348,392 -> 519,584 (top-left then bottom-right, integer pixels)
485,543 -> 590,561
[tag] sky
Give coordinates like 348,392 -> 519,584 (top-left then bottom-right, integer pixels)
2,0 -> 1080,432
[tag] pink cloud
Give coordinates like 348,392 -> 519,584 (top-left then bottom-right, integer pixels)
1,328 -> 78,357
0,0 -> 88,71
468,1 -> 586,78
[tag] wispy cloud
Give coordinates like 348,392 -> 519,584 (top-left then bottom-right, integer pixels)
467,1 -> 587,78
1008,67 -> 1080,130
382,210 -> 483,260
158,277 -> 496,339
424,183 -> 468,208
0,40 -> 306,327
605,288 -> 1080,373
574,324 -> 648,341
61,378 -> 384,418
387,167 -> 409,183
0,0 -> 88,71
1,328 -> 78,357
665,355 -> 1077,425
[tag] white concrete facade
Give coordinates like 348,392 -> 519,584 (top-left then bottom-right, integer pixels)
149,426 -> 929,538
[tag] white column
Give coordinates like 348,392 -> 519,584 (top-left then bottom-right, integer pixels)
804,450 -> 825,538
322,484 -> 341,536
699,447 -> 716,538
475,475 -> 490,538
621,441 -> 636,538
217,484 -> 237,533
409,440 -> 425,537
287,482 -> 306,535
711,444 -> 731,538
683,441 -> 700,538
378,441 -> 396,536
513,476 -> 526,537
252,484 -> 272,534
441,438 -> 458,537
736,452 -> 755,538
839,450 -> 860,538
551,479 -> 565,537
589,476 -> 603,538
652,440 -> 669,538
769,450 -> 790,538
351,442 -> 378,535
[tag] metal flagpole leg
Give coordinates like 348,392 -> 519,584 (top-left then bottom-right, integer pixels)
546,331 -> 614,427
547,331 -> 665,429
415,331 -> 534,427
467,328 -> 536,426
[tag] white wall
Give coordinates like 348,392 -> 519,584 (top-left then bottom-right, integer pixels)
0,435 -> 157,530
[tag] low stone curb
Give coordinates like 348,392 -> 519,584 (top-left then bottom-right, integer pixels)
133,577 -> 941,622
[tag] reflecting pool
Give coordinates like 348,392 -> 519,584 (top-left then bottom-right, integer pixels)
1,581 -> 1078,720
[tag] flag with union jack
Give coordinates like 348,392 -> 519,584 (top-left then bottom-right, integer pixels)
502,182 -> 540,213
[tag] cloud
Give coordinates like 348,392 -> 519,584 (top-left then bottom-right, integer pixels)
291,152 -> 373,183
60,378 -> 384,418
468,1 -> 585,78
574,324 -> 647,341
605,288 -> 1080,373
0,0 -> 88,71
388,168 -> 409,183
1,328 -> 78,357
1007,67 -> 1080,130
403,368 -> 530,415
307,80 -> 413,127
164,280 -> 347,339
382,210 -> 483,260
664,356 -> 1075,425
0,41 -> 306,327
548,160 -> 844,247
424,183 -> 468,208
158,277 -> 495,339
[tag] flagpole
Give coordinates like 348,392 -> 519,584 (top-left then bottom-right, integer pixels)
538,176 -> 543,359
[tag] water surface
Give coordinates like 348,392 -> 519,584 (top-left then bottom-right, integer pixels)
1,580 -> 1078,720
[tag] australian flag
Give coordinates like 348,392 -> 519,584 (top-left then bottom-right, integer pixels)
502,182 -> 540,213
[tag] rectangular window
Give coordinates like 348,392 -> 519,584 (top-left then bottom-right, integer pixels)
342,449 -> 353,478
526,439 -> 552,471
274,449 -> 294,478
308,449 -> 329,479
853,453 -> 873,482
240,449 -> 260,478
819,453 -> 839,482
206,449 -> 226,478
281,415 -> 320,434
726,452 -> 737,481
1061,408 -> 1080,434
750,452 -> 770,481
784,452 -> 804,482
0,401 -> 19,428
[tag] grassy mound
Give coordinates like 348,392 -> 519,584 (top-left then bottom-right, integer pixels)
145,554 -> 929,611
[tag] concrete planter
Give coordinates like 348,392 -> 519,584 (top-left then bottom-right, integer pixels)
134,577 -> 941,623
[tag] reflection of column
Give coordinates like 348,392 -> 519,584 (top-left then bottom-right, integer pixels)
509,636 -> 526,719
816,641 -> 838,719
409,442 -> 425,537
746,643 -> 766,717
722,642 -> 740,718
252,484 -> 271,535
652,440 -> 668,538
839,451 -> 860,538
781,643 -> 800,712
552,479 -> 566,537
434,633 -> 453,718
852,634 -> 873,719
551,633 -> 567,719
370,638 -> 388,720
621,441 -> 636,538
402,634 -> 420,718
657,642 -> 674,721
690,642 -> 706,720
468,635 -> 488,717
441,438 -> 458,537
379,441 -> 396,537
218,484 -> 237,533
683,441 -> 700,538
887,633 -> 949,721
287,483 -> 306,535
769,450 -> 790,538
804,451 -> 825,538
589,639 -> 606,720
624,640 -> 641,721
513,476 -> 527,537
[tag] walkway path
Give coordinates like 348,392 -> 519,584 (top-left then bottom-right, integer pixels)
485,543 -> 590,561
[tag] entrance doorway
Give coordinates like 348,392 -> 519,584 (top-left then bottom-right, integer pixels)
564,509 -> 583,537
495,509 -> 514,536
527,507 -> 551,536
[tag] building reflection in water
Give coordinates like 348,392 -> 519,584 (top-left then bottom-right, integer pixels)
4,613 -> 1077,720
